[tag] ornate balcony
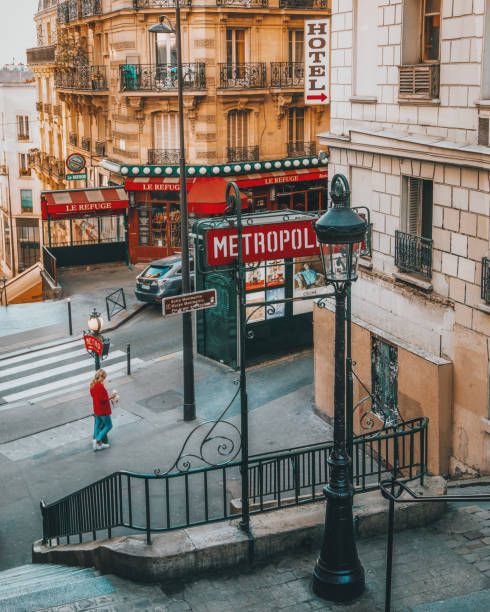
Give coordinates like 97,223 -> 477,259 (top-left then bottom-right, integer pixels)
43,103 -> 52,115
69,133 -> 78,147
68,0 -> 81,21
81,138 -> 91,152
271,62 -> 304,88
53,105 -> 62,117
148,149 -> 180,164
120,63 -> 206,92
133,0 -> 192,6
399,64 -> 440,100
26,45 -> 56,65
287,141 -> 316,157
278,0 -> 328,6
219,63 -> 266,89
55,66 -> 108,91
37,0 -> 58,11
95,141 -> 106,156
36,101 -> 43,112
395,230 -> 433,279
226,146 -> 259,162
81,0 -> 102,18
216,0 -> 267,5
57,1 -> 69,23
52,160 -> 66,180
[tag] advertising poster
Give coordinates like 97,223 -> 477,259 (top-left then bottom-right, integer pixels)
266,287 -> 286,319
293,256 -> 327,315
266,260 -> 285,287
246,291 -> 265,323
245,264 -> 265,291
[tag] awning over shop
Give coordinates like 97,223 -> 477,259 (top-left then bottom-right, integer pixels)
41,187 -> 128,220
187,177 -> 248,214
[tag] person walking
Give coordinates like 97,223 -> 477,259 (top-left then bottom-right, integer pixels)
90,369 -> 116,451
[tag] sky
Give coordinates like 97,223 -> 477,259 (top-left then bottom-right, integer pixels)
0,0 -> 38,66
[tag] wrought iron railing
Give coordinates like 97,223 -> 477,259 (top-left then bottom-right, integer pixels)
271,62 -> 304,88
43,103 -> 52,114
55,66 -> 108,91
279,0 -> 328,7
36,101 -> 43,112
287,141 -> 316,157
148,149 -> 180,164
81,137 -> 91,152
95,141 -> 105,156
40,417 -> 427,546
399,64 -> 440,100
133,0 -> 192,6
42,246 -> 57,285
106,288 -> 127,321
219,63 -> 267,89
69,133 -> 78,147
57,1 -> 69,23
395,231 -> 433,279
119,63 -> 206,91
216,0 -> 268,5
68,0 -> 81,21
481,257 -> 490,304
227,146 -> 259,162
53,105 -> 62,117
81,0 -> 102,18
52,160 -> 66,179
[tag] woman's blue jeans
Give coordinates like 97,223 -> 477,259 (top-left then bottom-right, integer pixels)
94,415 -> 113,443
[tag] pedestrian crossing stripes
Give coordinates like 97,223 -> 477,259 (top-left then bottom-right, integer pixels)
0,339 -> 142,406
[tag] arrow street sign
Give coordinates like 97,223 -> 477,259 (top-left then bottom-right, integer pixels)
305,19 -> 330,106
306,93 -> 328,102
162,289 -> 217,317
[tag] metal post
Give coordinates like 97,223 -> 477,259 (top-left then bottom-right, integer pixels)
175,4 -> 195,422
123,209 -> 132,270
127,344 -> 131,375
384,476 -> 396,612
346,285 -> 353,482
313,288 -> 365,602
94,347 -> 100,372
67,298 -> 73,335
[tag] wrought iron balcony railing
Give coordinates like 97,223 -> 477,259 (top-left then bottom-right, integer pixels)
81,0 -> 102,18
43,103 -> 52,114
95,141 -> 106,157
120,63 -> 206,91
57,1 -> 69,23
219,63 -> 267,89
69,133 -> 78,147
81,138 -> 91,152
133,0 -> 192,6
271,62 -> 304,88
227,146 -> 259,162
55,66 -> 108,91
395,230 -> 433,279
148,149 -> 180,164
481,257 -> 490,304
287,141 -> 316,157
279,0 -> 328,7
27,45 -> 56,65
37,0 -> 57,12
52,160 -> 66,179
399,64 -> 440,100
36,101 -> 43,112
53,105 -> 62,117
216,0 -> 267,5
68,0 -> 81,21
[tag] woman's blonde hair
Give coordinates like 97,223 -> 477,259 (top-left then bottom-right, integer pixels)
90,368 -> 107,389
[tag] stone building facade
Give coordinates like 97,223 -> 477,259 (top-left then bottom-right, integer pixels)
315,0 -> 490,477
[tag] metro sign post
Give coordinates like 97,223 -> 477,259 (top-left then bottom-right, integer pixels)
305,19 -> 330,106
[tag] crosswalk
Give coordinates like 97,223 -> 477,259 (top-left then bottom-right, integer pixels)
0,339 -> 143,406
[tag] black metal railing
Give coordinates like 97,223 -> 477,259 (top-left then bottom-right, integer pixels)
120,63 -> 206,91
216,0 -> 268,5
133,0 -> 192,6
68,0 -> 81,21
55,66 -> 108,91
481,257 -> 490,304
81,138 -> 91,152
81,0 -> 102,18
219,63 -> 267,89
69,133 -> 78,147
395,231 -> 433,279
40,417 -> 427,546
271,62 -> 304,88
57,1 -> 69,23
279,0 -> 328,7
106,288 -> 127,321
148,149 -> 180,164
226,146 -> 259,162
95,141 -> 105,156
42,246 -> 57,285
287,141 -> 316,157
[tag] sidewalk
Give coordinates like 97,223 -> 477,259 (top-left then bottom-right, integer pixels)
0,263 -> 146,356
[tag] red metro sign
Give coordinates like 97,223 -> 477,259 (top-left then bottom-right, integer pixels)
206,220 -> 320,267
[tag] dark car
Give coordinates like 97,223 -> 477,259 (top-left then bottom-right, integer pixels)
135,256 -> 194,303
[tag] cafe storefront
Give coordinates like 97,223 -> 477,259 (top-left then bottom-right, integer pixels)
41,187 -> 129,267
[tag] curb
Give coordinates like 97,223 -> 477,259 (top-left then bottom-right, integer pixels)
32,477 -> 447,583
0,303 -> 148,361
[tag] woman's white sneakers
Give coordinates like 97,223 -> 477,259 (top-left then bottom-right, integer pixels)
93,440 -> 110,451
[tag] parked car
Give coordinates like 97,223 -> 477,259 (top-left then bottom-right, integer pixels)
135,256 -> 194,303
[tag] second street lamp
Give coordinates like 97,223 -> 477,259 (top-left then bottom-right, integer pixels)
149,11 -> 196,421
312,174 -> 367,602
87,309 -> 104,371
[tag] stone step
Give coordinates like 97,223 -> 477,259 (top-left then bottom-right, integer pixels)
0,563 -> 90,585
0,567 -> 95,596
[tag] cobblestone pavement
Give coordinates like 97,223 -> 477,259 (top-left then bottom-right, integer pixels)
39,495 -> 490,612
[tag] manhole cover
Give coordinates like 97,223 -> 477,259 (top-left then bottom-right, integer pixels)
138,390 -> 183,413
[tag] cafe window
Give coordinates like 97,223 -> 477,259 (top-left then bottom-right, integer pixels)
137,200 -> 181,249
44,216 -> 124,247
20,189 -> 33,212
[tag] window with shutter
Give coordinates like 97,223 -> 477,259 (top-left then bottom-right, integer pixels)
407,177 -> 421,235
153,112 -> 179,150
478,118 -> 489,147
227,110 -> 248,149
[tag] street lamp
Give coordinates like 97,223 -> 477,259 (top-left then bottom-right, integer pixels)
312,174 -> 366,602
149,11 -> 195,422
88,309 -> 104,371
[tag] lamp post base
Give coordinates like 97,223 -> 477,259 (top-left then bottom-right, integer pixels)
313,557 -> 365,602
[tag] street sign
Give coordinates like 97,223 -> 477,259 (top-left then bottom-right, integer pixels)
163,289 -> 217,316
84,334 -> 105,356
305,19 -> 330,105
66,173 -> 87,181
206,220 -> 320,267
66,153 -> 86,172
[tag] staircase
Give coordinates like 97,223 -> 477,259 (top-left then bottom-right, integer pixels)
0,564 -> 114,611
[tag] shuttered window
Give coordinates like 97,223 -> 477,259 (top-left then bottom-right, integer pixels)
153,112 -> 179,149
17,115 -> 29,140
478,118 -> 489,147
227,110 -> 248,149
407,177 -> 422,236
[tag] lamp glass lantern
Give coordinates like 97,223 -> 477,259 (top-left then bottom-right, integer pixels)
87,310 -> 103,334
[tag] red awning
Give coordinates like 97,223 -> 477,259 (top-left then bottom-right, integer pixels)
41,187 -> 128,220
187,177 -> 248,214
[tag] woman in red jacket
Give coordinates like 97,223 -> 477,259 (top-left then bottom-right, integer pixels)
90,369 -> 116,451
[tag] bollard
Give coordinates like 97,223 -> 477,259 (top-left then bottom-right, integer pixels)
67,298 -> 73,335
127,343 -> 131,375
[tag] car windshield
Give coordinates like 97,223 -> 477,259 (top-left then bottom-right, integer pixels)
142,265 -> 171,279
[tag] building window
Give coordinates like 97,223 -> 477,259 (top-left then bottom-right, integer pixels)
17,115 -> 29,141
371,337 -> 399,427
288,107 -> 305,145
16,218 -> 40,273
226,29 -> 246,65
354,0 -> 378,97
20,189 -> 33,213
403,177 -> 433,239
228,109 -> 248,150
155,32 -> 176,66
422,0 -> 441,62
19,153 -> 31,177
288,30 -> 304,64
153,112 -> 179,151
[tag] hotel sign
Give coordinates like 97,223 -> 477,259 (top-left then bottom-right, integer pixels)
206,220 -> 320,267
305,19 -> 330,105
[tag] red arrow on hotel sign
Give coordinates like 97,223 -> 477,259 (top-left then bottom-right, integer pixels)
306,93 -> 328,102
